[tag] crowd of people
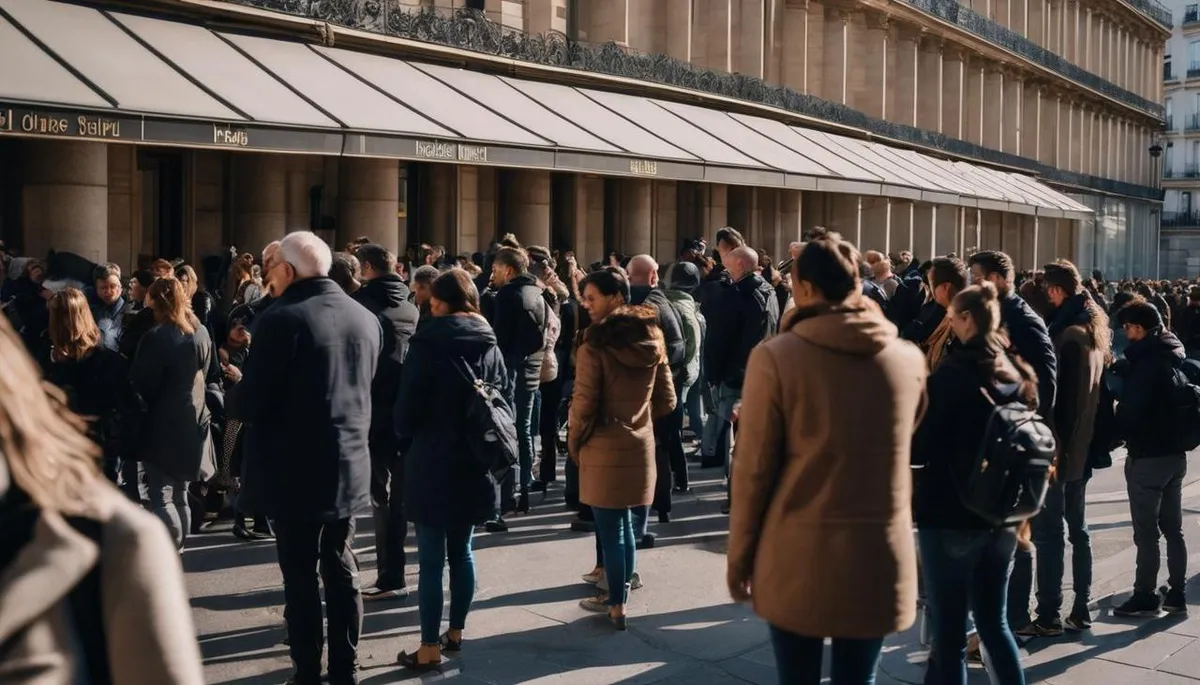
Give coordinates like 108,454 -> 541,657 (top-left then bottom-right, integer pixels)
0,224 -> 1194,684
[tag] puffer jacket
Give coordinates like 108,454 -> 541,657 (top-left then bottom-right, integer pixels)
1116,329 -> 1187,460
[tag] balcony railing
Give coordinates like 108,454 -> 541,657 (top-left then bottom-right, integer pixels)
1168,115 -> 1176,130
1186,165 -> 1200,178
1135,0 -> 1175,27
225,2 -> 1164,201
1166,64 -> 1178,81
899,0 -> 1163,117
1185,7 -> 1199,24
1189,115 -> 1200,131
1163,212 -> 1200,228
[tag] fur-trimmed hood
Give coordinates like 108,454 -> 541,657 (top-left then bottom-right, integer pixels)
583,305 -> 665,369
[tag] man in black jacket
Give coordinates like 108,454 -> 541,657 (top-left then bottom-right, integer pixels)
629,254 -> 686,527
1113,299 -> 1189,617
353,244 -> 419,601
969,250 -> 1058,631
702,246 -> 779,475
229,231 -> 381,685
486,246 -> 546,518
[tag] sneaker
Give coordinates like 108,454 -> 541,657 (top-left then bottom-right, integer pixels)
598,572 -> 642,593
1162,587 -> 1188,615
1114,591 -> 1162,617
1014,617 -> 1064,637
484,518 -> 509,533
636,533 -> 656,550
1064,611 -> 1092,631
581,567 -> 604,584
569,518 -> 595,533
363,586 -> 409,601
579,594 -> 609,613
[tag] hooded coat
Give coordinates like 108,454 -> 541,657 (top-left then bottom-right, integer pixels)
394,313 -> 507,527
568,306 -> 676,510
728,301 -> 926,639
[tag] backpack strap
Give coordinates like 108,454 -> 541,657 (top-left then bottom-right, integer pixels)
63,516 -> 111,685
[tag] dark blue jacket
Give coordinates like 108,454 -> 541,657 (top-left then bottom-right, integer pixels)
1001,291 -> 1057,417
352,274 -> 419,457
1116,330 -> 1187,460
395,314 -> 508,527
703,273 -> 779,390
229,277 -> 381,522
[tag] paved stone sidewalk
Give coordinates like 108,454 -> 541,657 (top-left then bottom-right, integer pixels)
188,454 -> 1200,684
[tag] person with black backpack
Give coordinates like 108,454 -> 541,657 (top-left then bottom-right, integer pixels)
393,268 -> 510,671
912,283 -> 1044,685
1112,298 -> 1191,617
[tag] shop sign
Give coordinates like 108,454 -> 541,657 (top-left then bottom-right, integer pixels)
212,124 -> 250,147
629,159 -> 658,176
415,139 -> 489,163
0,107 -> 124,140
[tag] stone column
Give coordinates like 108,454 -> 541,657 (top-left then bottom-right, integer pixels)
917,37 -> 942,132
456,166 -> 482,256
890,201 -> 914,255
943,49 -> 965,139
476,167 -> 497,249
804,0 -> 825,97
232,153 -> 287,256
22,141 -> 109,264
425,163 -> 456,252
966,63 -> 985,144
707,0 -> 734,73
1038,90 -> 1054,165
994,0 -> 1011,26
1002,72 -> 1023,155
665,0 -> 692,63
1028,0 -> 1045,45
704,184 -> 728,234
1022,82 -> 1039,160
980,210 -> 1003,250
823,8 -> 849,104
106,146 -> 137,272
860,197 -> 889,253
780,190 -> 803,256
338,157 -> 400,255
587,0 -> 630,45
573,176 -> 605,266
506,169 -> 551,250
654,180 -> 678,261
1010,0 -> 1027,34
983,68 -> 1004,150
890,24 -> 919,126
620,178 -> 653,257
779,1 -> 808,92
912,204 -> 936,259
846,12 -> 876,114
1035,216 -> 1057,265
827,194 -> 861,246
934,205 -> 959,256
737,0 -> 765,79
192,152 -> 224,264
1082,7 -> 1092,71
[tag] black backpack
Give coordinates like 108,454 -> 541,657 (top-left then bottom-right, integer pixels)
1167,367 -> 1200,454
959,387 -> 1056,527
452,357 -> 519,483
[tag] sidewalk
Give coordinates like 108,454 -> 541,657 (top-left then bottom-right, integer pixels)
187,455 -> 1200,684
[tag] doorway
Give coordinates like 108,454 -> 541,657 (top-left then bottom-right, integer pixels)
138,149 -> 185,263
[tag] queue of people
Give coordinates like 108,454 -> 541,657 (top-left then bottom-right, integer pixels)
0,224 -> 1195,685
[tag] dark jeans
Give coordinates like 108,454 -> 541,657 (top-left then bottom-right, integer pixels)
119,458 -> 145,505
592,506 -> 636,605
1028,477 -> 1092,621
370,449 -> 407,591
143,462 -> 190,551
1007,546 -> 1034,630
274,517 -> 362,685
651,417 -> 673,514
1126,456 -> 1189,594
768,625 -> 883,685
514,375 -> 536,490
919,528 -> 1025,685
538,377 -> 563,482
415,523 -> 476,645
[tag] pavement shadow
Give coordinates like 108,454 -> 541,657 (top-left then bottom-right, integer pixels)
193,587 -> 286,613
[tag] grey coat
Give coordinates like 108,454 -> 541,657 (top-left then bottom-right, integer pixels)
129,321 -> 216,482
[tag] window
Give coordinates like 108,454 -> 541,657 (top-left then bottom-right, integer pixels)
1166,141 -> 1175,172
1184,192 -> 1193,216
1190,40 -> 1200,73
464,0 -> 484,10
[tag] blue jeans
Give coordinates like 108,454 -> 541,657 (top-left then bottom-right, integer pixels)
415,524 -> 476,645
768,625 -> 883,684
702,383 -> 741,469
919,527 -> 1025,685
1031,478 -> 1092,620
685,374 -> 706,438
592,506 -> 636,605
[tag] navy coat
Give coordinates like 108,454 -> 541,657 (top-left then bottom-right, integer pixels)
228,277 -> 381,522
395,313 -> 508,527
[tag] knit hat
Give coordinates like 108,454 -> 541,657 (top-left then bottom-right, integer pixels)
669,261 -> 701,292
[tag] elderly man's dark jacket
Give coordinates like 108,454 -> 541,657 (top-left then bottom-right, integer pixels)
228,277 -> 382,521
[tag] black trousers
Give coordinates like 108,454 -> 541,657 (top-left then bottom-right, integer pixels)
370,449 -> 407,590
274,517 -> 362,684
651,417 -> 673,514
538,377 -> 564,482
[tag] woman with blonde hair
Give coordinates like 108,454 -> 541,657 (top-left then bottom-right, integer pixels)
44,288 -> 140,489
129,277 -> 216,550
175,263 -> 218,337
0,306 -> 204,684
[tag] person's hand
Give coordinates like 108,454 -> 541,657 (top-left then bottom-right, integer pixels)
727,569 -> 752,603
223,364 -> 242,384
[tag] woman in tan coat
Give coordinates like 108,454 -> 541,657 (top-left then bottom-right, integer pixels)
727,233 -> 927,684
0,300 -> 204,684
569,267 -> 675,629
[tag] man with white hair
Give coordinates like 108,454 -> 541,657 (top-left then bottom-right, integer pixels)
702,246 -> 779,506
228,231 -> 382,685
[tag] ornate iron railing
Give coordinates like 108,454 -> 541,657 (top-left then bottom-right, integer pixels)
1163,211 -> 1200,228
224,0 -> 1163,201
903,0 -> 1163,117
1184,6 -> 1199,25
